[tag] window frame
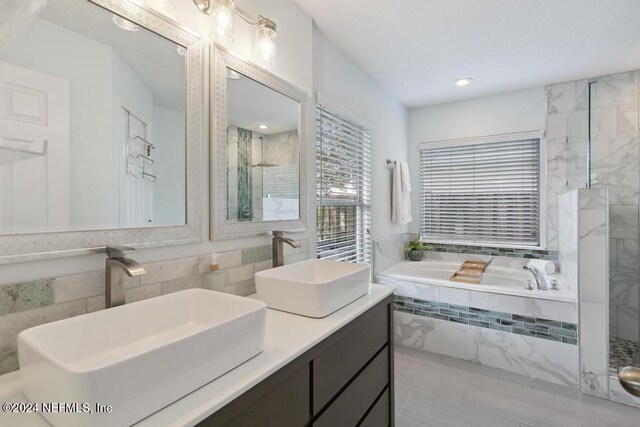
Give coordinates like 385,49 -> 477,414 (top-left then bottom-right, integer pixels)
418,131 -> 547,250
315,98 -> 372,264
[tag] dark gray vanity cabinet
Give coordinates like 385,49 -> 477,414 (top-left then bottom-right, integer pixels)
198,295 -> 394,427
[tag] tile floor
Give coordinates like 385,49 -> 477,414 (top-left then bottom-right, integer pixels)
394,345 -> 640,427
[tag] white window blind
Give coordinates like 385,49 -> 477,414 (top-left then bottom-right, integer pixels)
419,138 -> 541,246
316,105 -> 371,263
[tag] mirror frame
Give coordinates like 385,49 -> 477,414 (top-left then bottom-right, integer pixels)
0,0 -> 204,263
211,44 -> 308,239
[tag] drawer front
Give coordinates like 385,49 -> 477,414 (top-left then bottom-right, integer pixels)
360,388 -> 390,427
209,364 -> 310,427
313,304 -> 389,412
313,346 -> 389,427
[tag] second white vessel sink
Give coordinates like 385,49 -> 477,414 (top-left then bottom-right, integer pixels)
18,289 -> 266,427
255,259 -> 370,317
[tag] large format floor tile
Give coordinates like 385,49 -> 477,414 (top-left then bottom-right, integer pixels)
395,345 -> 640,427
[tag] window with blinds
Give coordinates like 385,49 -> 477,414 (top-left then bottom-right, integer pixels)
316,105 -> 371,264
419,137 -> 541,247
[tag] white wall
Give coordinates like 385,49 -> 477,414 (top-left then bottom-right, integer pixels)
407,87 -> 546,234
312,24 -> 409,240
152,105 -> 186,225
1,0 -> 411,283
0,0 -> 317,284
0,17 -> 115,229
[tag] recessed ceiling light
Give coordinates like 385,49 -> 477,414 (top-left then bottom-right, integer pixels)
113,15 -> 140,31
454,77 -> 474,87
258,124 -> 268,129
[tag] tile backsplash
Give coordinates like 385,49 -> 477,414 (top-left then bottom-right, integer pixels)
0,241 -> 309,375
373,233 -> 560,275
427,243 -> 559,261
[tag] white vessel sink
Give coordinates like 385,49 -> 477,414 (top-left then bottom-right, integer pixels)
255,259 -> 370,318
18,289 -> 266,427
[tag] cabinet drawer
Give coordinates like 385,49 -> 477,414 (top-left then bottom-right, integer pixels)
202,364 -> 310,427
313,346 -> 389,427
360,388 -> 390,427
313,304 -> 389,412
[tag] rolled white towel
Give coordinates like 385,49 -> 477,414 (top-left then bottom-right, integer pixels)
527,259 -> 555,275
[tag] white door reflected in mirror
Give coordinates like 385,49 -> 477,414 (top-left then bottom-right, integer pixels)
0,0 -> 187,235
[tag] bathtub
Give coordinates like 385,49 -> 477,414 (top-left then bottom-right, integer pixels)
379,259 -> 580,387
378,260 -> 574,302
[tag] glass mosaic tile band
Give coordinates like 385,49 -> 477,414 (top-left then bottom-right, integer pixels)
394,295 -> 577,345
426,243 -> 559,261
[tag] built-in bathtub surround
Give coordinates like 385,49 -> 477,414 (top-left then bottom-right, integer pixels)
0,241 -> 309,375
372,233 -> 414,276
378,269 -> 579,387
372,235 -> 560,279
394,296 -> 577,345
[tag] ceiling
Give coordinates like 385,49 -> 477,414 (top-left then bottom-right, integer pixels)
294,0 -> 640,107
38,0 -> 185,110
227,73 -> 299,135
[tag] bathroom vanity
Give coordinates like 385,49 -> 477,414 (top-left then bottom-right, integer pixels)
198,288 -> 394,426
0,284 -> 394,427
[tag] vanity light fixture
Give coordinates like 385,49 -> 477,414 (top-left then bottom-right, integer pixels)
112,15 -> 140,31
255,16 -> 277,69
454,77 -> 474,87
210,0 -> 236,44
193,0 -> 278,69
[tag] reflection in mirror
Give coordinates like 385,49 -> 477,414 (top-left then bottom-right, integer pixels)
226,68 -> 300,222
0,0 -> 186,235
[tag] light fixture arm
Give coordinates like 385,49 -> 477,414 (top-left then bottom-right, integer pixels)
193,0 -> 272,27
234,10 -> 257,26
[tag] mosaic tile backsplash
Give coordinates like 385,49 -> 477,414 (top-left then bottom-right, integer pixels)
394,295 -> 577,345
426,243 -> 559,261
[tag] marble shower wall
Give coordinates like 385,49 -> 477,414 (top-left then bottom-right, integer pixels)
546,71 -> 640,344
577,189 -> 609,398
0,241 -> 310,375
593,73 -> 639,344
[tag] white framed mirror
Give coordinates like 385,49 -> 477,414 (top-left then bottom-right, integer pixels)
211,45 -> 308,239
0,0 -> 204,262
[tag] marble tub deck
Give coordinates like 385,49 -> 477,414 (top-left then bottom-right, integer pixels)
395,345 -> 640,427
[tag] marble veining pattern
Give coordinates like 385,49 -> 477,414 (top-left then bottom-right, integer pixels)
373,233 -> 413,276
395,310 -> 579,387
379,275 -> 578,324
577,189 -> 610,399
395,296 -> 578,345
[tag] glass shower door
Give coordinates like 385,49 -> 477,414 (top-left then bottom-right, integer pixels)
586,72 -> 640,396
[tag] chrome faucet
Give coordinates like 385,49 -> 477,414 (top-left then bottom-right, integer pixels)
272,231 -> 301,268
105,246 -> 147,308
522,265 -> 548,290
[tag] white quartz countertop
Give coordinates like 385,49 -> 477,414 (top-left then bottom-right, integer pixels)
0,283 -> 394,427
